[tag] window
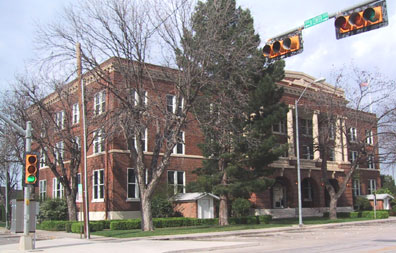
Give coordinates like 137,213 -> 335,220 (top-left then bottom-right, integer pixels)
272,120 -> 286,134
127,168 -> 139,199
52,178 -> 64,198
94,90 -> 106,115
329,123 -> 335,140
39,148 -> 47,168
55,110 -> 65,129
133,128 -> 148,152
366,130 -> 374,145
368,155 -> 375,169
93,129 -> 105,154
166,94 -> 183,114
55,141 -> 64,163
349,127 -> 357,142
329,148 -> 335,161
72,103 -> 79,124
74,136 -> 81,151
39,180 -> 47,201
300,119 -> 313,136
168,170 -> 185,195
368,179 -> 376,194
173,131 -> 185,154
133,89 -> 148,106
349,151 -> 358,163
302,144 -> 314,160
93,169 -> 104,201
352,179 -> 360,197
302,179 -> 313,201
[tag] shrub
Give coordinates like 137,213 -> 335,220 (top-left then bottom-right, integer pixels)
229,216 -> 259,225
70,221 -> 104,233
354,196 -> 372,211
39,220 -> 71,231
361,210 -> 389,219
151,195 -> 174,218
232,198 -> 251,217
258,215 -> 272,224
38,198 -> 68,222
110,219 -> 141,230
110,217 -> 219,230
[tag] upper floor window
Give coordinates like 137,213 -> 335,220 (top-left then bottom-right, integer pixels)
39,148 -> 48,168
55,110 -> 65,129
55,141 -> 64,163
173,131 -> 185,155
133,89 -> 148,106
302,144 -> 314,160
368,154 -> 375,169
366,130 -> 374,145
329,148 -> 335,161
272,120 -> 286,134
94,90 -> 106,115
329,123 -> 335,140
52,177 -> 64,198
93,129 -> 105,154
76,173 -> 82,202
368,179 -> 376,194
127,168 -> 139,199
133,128 -> 148,152
167,170 -> 185,195
349,127 -> 357,142
93,169 -> 104,201
300,119 -> 312,136
349,151 -> 358,163
166,94 -> 183,115
72,103 -> 79,124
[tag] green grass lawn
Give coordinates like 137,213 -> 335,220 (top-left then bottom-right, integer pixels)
0,221 -> 5,228
91,217 -> 375,238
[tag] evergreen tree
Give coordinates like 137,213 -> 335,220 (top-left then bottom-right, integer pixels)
184,0 -> 287,225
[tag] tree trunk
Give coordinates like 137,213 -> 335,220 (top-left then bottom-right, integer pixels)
66,194 -> 78,221
329,197 -> 338,220
141,194 -> 154,231
219,194 -> 229,226
218,158 -> 229,226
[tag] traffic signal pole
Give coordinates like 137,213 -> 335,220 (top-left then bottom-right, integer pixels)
0,112 -> 34,250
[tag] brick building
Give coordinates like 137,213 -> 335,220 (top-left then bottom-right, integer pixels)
34,58 -> 381,220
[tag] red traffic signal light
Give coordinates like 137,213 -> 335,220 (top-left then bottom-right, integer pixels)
335,0 -> 388,40
25,154 -> 38,184
263,32 -> 303,62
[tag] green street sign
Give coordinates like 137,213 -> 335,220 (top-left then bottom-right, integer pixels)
304,12 -> 329,28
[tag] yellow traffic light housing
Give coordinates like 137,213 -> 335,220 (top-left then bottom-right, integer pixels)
263,31 -> 303,62
25,154 -> 38,185
335,0 -> 388,40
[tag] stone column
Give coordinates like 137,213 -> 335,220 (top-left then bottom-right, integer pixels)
287,105 -> 295,158
335,117 -> 343,162
312,110 -> 320,160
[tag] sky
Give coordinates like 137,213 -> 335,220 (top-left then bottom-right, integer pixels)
0,0 -> 395,91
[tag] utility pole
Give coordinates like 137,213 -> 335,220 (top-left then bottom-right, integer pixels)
0,112 -> 34,250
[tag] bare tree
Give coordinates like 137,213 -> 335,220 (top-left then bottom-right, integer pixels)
303,67 -> 396,219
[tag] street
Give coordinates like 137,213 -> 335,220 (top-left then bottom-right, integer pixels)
1,220 -> 396,252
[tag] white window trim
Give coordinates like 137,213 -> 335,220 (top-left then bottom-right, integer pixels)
368,155 -> 375,169
167,94 -> 184,114
352,179 -> 361,197
93,129 -> 105,154
302,145 -> 314,160
39,179 -> 47,200
94,90 -> 106,115
300,118 -> 313,136
366,130 -> 374,145
272,120 -> 286,134
127,168 -> 139,201
173,131 -> 185,155
52,178 -> 64,199
349,127 -> 357,142
55,141 -> 64,164
76,173 -> 82,203
92,169 -> 105,202
72,103 -> 80,125
133,90 -> 148,106
168,170 -> 186,195
368,179 -> 376,194
55,110 -> 65,130
134,128 -> 148,152
39,148 -> 48,168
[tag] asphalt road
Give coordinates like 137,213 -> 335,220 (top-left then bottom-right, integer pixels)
202,222 -> 396,253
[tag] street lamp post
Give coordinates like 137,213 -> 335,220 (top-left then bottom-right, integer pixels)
295,77 -> 325,227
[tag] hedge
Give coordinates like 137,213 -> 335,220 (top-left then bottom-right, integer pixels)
258,215 -> 272,224
229,216 -> 259,225
70,221 -> 104,233
323,211 -> 389,219
38,221 -> 73,231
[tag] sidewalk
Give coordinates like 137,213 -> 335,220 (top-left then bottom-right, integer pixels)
1,217 -> 396,253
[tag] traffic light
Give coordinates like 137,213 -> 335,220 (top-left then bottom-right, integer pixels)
25,153 -> 38,185
263,30 -> 303,62
334,0 -> 388,40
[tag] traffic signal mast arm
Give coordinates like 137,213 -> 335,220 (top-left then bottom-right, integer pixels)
263,0 -> 388,61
